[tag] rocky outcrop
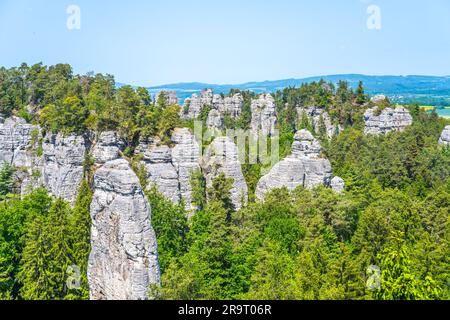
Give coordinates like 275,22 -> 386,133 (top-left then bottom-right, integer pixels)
155,91 -> 179,106
0,117 -> 162,300
364,107 -> 413,135
38,133 -> 87,204
256,130 -> 332,200
171,128 -> 201,212
88,158 -> 160,300
182,89 -> 213,120
92,131 -> 125,164
297,106 -> 341,137
18,131 -> 86,205
202,137 -> 248,210
439,125 -> 450,145
135,137 -> 181,204
0,116 -> 37,167
215,93 -> 244,119
331,176 -> 345,193
251,94 -> 277,136
206,109 -> 225,130
371,95 -> 388,104
182,89 -> 244,122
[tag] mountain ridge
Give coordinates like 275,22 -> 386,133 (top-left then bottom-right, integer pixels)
119,74 -> 450,106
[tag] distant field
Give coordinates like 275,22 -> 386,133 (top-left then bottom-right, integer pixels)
418,106 -> 450,118
395,105 -> 450,118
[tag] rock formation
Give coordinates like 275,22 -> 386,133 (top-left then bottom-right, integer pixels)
135,137 -> 181,203
202,137 -> 248,210
88,158 -> 160,300
0,116 -> 36,166
155,91 -> 179,106
171,128 -> 201,212
92,131 -> 125,164
206,109 -> 225,130
251,93 -> 277,136
439,125 -> 450,145
297,106 -> 341,137
182,89 -> 244,123
256,130 -> 332,200
0,117 -> 86,204
182,89 -> 214,120
37,133 -> 87,204
364,107 -> 413,135
331,176 -> 345,193
224,93 -> 244,118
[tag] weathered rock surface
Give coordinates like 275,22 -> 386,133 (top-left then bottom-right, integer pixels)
92,131 -> 125,164
38,133 -> 87,204
171,128 -> 201,212
182,89 -> 244,121
297,106 -> 341,137
215,93 -> 244,118
0,116 -> 37,166
136,137 -> 181,204
155,91 -> 179,106
202,137 -> 248,210
88,158 -> 160,300
331,176 -> 345,193
364,107 -> 413,135
182,89 -> 213,120
370,95 -> 387,104
439,125 -> 450,145
256,130 -> 332,200
0,117 -> 86,203
251,94 -> 277,136
207,109 -> 225,130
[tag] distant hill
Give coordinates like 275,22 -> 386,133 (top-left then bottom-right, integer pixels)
120,74 -> 450,106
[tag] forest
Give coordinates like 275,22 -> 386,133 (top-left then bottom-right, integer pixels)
0,63 -> 449,300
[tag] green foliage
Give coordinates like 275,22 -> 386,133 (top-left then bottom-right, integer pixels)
207,173 -> 235,215
146,188 -> 189,274
190,169 -> 207,211
0,163 -> 15,198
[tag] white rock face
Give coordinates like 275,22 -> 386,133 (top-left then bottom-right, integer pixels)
155,91 -> 179,106
371,95 -> 387,104
331,176 -> 345,193
220,93 -> 244,118
171,128 -> 201,212
182,89 -> 213,120
256,130 -> 332,200
182,89 -> 244,121
88,158 -> 160,300
439,125 -> 450,145
38,133 -> 87,204
297,106 -> 341,137
0,117 -> 85,204
364,107 -> 413,135
92,131 -> 125,164
0,116 -> 37,166
136,137 -> 181,204
202,137 -> 248,210
207,109 -> 225,130
251,94 -> 277,136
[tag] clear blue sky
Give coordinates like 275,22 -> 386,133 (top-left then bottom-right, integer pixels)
1,0 -> 449,86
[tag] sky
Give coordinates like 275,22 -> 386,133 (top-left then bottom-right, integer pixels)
0,0 -> 449,86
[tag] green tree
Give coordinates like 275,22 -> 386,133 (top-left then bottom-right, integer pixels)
0,163 -> 15,198
18,199 -> 74,300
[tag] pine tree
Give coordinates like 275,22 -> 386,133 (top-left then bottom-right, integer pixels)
355,81 -> 367,105
0,163 -> 15,197
67,181 -> 93,300
18,199 -> 74,300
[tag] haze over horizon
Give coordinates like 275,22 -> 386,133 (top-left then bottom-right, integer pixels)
1,0 -> 450,86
